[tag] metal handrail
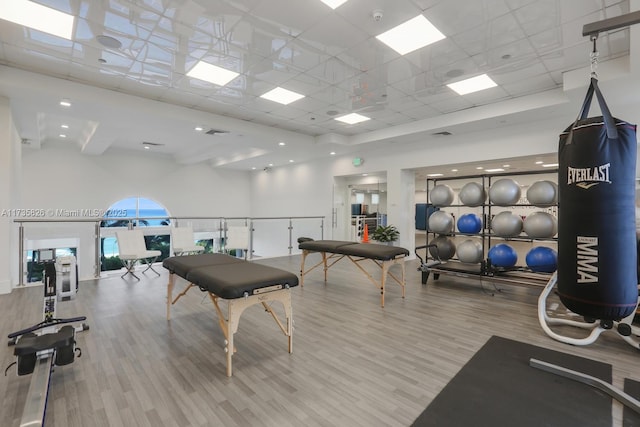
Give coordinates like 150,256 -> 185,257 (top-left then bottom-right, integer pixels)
14,215 -> 325,286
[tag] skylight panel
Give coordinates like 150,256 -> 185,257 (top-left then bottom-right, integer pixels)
186,61 -> 239,86
376,15 -> 445,55
447,74 -> 497,95
0,0 -> 75,40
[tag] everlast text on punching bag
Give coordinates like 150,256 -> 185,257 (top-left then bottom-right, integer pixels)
558,78 -> 638,321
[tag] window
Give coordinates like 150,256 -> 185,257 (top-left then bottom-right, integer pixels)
100,197 -> 171,271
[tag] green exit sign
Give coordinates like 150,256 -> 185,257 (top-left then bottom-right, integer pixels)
352,157 -> 363,166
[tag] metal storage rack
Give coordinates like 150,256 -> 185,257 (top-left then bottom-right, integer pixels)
418,169 -> 558,289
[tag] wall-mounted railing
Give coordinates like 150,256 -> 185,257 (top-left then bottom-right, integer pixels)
14,216 -> 324,286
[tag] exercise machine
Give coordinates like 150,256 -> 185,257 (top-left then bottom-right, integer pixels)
5,250 -> 88,427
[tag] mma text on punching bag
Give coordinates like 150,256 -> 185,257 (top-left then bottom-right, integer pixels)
558,78 -> 638,320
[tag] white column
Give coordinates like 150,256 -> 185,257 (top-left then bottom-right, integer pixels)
0,96 -> 21,293
386,168 -> 415,257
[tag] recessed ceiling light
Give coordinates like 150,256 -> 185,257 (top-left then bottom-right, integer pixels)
187,61 -> 239,86
476,166 -> 483,170
542,163 -> 559,168
144,146 -> 150,150
447,74 -> 497,95
251,167 -> 256,170
427,173 -> 444,177
535,161 -> 544,164
61,124 -> 69,129
59,134 -> 66,138
335,113 -> 370,124
503,164 -> 510,168
362,174 -> 368,176
319,0 -> 348,9
260,87 -> 305,105
268,163 -> 273,167
0,0 -> 75,40
289,159 -> 294,163
375,15 -> 445,55
451,169 -> 458,172
59,99 -> 71,107
194,126 -> 203,131
330,152 -> 336,156
485,168 -> 505,173
278,142 -> 286,146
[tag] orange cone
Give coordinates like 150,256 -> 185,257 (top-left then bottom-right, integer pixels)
362,224 -> 369,243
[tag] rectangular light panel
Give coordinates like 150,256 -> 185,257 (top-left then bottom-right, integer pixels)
320,0 -> 349,9
376,15 -> 445,55
260,87 -> 305,105
0,0 -> 75,40
447,74 -> 497,95
334,113 -> 370,124
187,61 -> 239,86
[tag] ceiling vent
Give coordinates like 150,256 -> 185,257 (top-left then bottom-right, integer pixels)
142,141 -> 164,147
205,128 -> 230,135
432,131 -> 452,136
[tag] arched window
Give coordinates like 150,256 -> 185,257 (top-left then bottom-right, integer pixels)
100,197 -> 170,227
100,197 -> 171,271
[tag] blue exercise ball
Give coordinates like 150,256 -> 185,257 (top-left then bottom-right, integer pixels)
526,247 -> 558,273
488,243 -> 518,267
457,213 -> 482,234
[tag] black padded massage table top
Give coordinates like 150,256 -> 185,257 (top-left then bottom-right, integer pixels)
163,253 -> 299,299
298,239 -> 409,259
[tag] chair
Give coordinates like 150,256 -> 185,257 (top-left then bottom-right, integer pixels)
225,226 -> 250,260
116,230 -> 161,280
171,226 -> 204,256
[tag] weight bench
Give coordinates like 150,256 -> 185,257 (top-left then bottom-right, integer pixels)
162,253 -> 299,376
297,238 -> 409,307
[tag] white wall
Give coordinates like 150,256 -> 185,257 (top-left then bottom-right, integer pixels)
249,113 -> 575,256
18,143 -> 251,282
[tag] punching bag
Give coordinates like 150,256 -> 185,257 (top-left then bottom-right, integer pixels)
557,78 -> 638,320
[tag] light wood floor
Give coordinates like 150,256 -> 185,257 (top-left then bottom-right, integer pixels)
1,255 -> 639,427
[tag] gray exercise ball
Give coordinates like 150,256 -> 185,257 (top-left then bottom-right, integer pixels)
430,184 -> 455,207
428,211 -> 454,234
459,182 -> 486,207
523,211 -> 558,238
489,178 -> 521,206
526,180 -> 558,207
429,236 -> 456,261
456,239 -> 483,264
491,211 -> 523,237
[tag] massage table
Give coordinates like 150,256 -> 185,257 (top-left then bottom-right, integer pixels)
162,253 -> 299,376
297,238 -> 409,307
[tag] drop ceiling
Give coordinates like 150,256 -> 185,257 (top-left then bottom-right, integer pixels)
0,0 -> 633,171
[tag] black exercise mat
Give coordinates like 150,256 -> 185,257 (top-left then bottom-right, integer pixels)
624,378 -> 640,426
411,335 -> 612,427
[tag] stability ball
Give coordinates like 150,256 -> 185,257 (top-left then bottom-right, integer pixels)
429,236 -> 456,261
428,211 -> 454,234
526,180 -> 558,207
459,182 -> 486,207
430,184 -> 455,207
488,243 -> 518,267
526,247 -> 558,273
457,240 -> 483,263
491,211 -> 523,237
489,178 -> 521,206
457,213 -> 482,234
523,212 -> 557,238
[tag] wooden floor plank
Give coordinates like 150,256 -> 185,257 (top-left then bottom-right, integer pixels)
1,254 -> 638,426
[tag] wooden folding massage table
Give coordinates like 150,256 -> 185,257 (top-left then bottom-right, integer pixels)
162,253 -> 299,376
297,238 -> 410,307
